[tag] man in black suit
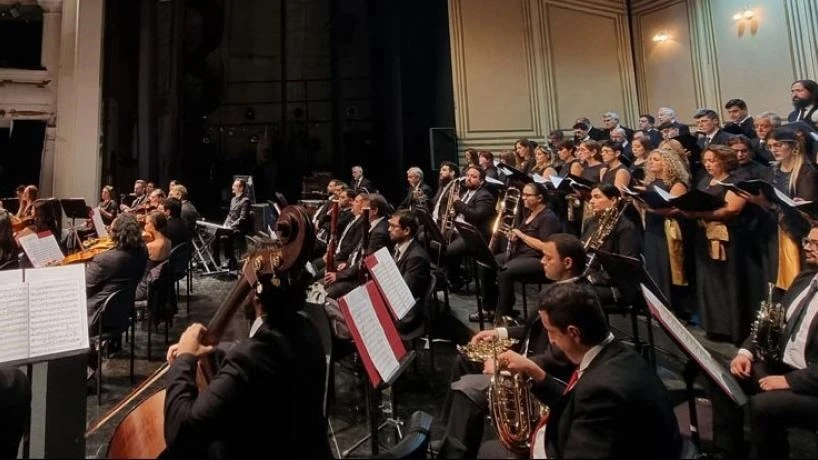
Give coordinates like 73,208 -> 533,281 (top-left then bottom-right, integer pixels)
162,242 -> 331,459
638,113 -> 663,145
656,107 -> 691,136
0,368 -> 30,460
576,117 -> 607,141
436,234 -> 584,459
351,165 -> 374,193
788,79 -> 818,128
212,178 -> 252,269
444,166 -> 497,289
724,98 -> 756,138
602,111 -> 634,141
324,193 -> 392,300
388,210 -> 431,336
86,214 -> 148,334
169,184 -> 200,236
714,225 -> 818,459
398,166 -> 434,211
695,109 -> 734,148
430,161 -> 460,224
159,198 -> 191,247
479,282 -> 681,459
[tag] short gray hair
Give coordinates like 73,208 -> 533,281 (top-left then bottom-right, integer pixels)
756,111 -> 782,127
352,166 -> 363,174
657,107 -> 676,118
603,112 -> 620,122
406,166 -> 424,181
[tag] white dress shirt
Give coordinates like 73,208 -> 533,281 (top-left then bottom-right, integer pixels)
784,276 -> 818,369
393,238 -> 413,262
249,315 -> 266,338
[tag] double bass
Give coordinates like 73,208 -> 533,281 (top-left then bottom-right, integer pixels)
85,206 -> 314,458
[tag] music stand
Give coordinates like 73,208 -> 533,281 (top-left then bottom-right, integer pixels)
455,221 -> 498,330
60,198 -> 90,251
638,284 -> 748,451
593,250 -> 660,365
412,209 -> 445,263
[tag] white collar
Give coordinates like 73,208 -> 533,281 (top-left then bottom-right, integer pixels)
577,333 -> 614,378
249,315 -> 266,338
369,216 -> 385,232
739,115 -> 751,124
395,238 -> 413,260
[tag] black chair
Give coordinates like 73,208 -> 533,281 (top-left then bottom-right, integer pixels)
516,272 -> 548,319
371,410 -> 433,460
145,261 -> 175,361
91,287 -> 136,405
168,242 -> 193,315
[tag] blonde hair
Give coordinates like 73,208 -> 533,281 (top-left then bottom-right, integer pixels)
644,148 -> 690,187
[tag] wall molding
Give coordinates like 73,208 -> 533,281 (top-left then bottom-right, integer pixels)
784,0 -> 818,81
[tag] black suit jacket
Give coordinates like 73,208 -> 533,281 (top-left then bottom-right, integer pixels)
452,185 -> 496,239
742,269 -> 818,395
165,216 -> 191,247
163,316 -> 332,459
588,127 -> 607,141
399,183 -> 434,211
180,201 -> 201,235
395,239 -> 431,335
352,177 -> 374,193
531,340 -> 681,459
224,196 -> 251,233
336,217 -> 391,281
86,246 -> 148,330
506,310 -> 574,384
335,216 -> 364,263
697,129 -> 734,149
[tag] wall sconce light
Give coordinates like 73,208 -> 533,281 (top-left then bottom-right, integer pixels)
652,32 -> 670,43
733,8 -> 754,21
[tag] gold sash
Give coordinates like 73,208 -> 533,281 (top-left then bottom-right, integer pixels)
775,226 -> 800,290
702,220 -> 728,261
664,219 -> 687,286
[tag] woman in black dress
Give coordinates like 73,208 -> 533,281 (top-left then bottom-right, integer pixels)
675,145 -> 761,343
97,185 -> 119,226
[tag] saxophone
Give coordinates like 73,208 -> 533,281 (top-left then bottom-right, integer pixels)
751,283 -> 786,363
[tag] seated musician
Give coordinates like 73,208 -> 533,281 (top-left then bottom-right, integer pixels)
16,185 -> 37,219
436,234 -> 583,458
323,193 -> 391,300
581,183 -> 642,305
319,189 -> 363,272
387,210 -> 431,336
0,367 -> 31,460
158,198 -> 191,247
120,180 -> 147,213
168,184 -> 200,235
429,161 -> 460,231
211,179 -> 251,270
162,245 -> 331,458
351,165 -> 374,193
85,215 -> 147,347
478,283 -> 681,459
97,185 -> 118,226
713,224 -> 818,459
0,210 -> 19,269
444,165 -> 497,290
19,200 -> 64,269
476,182 -> 561,323
135,211 -> 171,301
312,184 -> 354,262
398,166 -> 433,212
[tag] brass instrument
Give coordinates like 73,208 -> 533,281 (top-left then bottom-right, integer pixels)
488,187 -> 521,257
751,283 -> 786,363
410,184 -> 429,211
488,340 -> 549,455
582,199 -> 629,280
456,338 -> 518,362
439,178 -> 463,241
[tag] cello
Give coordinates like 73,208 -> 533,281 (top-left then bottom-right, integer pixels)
85,206 -> 314,458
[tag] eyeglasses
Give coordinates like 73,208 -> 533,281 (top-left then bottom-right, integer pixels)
802,238 -> 818,248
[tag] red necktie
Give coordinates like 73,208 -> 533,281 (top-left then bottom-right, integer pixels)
530,370 -> 579,458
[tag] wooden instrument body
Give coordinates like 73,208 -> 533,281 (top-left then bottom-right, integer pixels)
106,390 -> 166,459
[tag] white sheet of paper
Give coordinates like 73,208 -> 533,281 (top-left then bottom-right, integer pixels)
653,185 -> 673,201
0,282 -> 30,364
485,176 -> 504,186
369,247 -> 415,320
91,208 -> 109,238
530,173 -> 547,184
640,284 -> 747,405
17,232 -> 65,268
25,265 -> 90,359
0,268 -> 23,284
343,285 -> 400,383
549,175 -> 564,188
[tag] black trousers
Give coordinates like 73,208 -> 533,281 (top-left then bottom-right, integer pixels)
480,254 -> 546,316
439,355 -> 493,459
0,369 -> 30,460
712,360 -> 818,458
211,229 -> 240,267
444,234 -> 469,283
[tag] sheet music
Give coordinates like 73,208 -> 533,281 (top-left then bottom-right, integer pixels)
17,232 -> 64,268
653,185 -> 674,201
548,175 -> 563,188
0,268 -> 22,284
26,265 -> 89,359
640,285 -> 747,405
531,173 -> 547,184
344,285 -> 400,382
0,282 -> 30,364
485,176 -> 505,186
369,247 -> 415,320
91,208 -> 109,238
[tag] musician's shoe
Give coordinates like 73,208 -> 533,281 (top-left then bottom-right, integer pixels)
468,310 -> 494,323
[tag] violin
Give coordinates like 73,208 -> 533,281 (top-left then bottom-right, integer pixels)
59,237 -> 115,265
86,207 -> 314,458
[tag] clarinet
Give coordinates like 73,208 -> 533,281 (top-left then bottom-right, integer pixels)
355,207 -> 371,284
324,200 -> 340,272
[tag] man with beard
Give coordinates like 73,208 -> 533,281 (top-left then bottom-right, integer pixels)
788,79 -> 818,128
431,161 -> 460,223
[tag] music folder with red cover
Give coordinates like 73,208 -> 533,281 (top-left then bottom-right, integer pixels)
338,280 -> 407,388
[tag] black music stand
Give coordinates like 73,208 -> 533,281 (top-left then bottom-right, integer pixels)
455,221 -> 498,330
412,209 -> 445,263
593,250 -> 660,366
638,283 -> 748,451
2,197 -> 20,215
60,198 -> 91,251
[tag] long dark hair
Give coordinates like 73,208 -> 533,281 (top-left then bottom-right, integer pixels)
0,210 -> 16,263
